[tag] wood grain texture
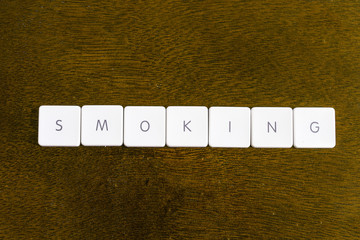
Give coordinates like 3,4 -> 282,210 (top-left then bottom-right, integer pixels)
1,0 -> 360,239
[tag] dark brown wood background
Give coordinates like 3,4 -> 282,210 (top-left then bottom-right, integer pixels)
1,0 -> 360,239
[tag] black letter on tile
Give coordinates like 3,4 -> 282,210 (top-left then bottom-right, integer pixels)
229,121 -> 231,132
183,120 -> 191,132
267,121 -> 277,133
56,120 -> 63,131
310,122 -> 319,133
140,120 -> 150,132
96,120 -> 108,131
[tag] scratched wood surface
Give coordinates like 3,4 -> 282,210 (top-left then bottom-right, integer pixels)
1,0 -> 360,239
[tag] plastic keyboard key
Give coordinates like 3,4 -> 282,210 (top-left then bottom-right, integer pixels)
124,106 -> 166,147
209,107 -> 250,148
251,107 -> 293,148
81,105 -> 123,146
38,106 -> 81,147
166,106 -> 208,147
294,107 -> 336,148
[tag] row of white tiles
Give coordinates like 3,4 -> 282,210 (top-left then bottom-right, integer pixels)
38,106 -> 336,148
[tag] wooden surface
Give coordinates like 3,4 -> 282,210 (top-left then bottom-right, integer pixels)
1,0 -> 360,239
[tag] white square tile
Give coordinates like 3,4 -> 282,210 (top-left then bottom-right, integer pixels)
294,107 -> 336,148
38,106 -> 81,147
166,106 -> 208,147
251,107 -> 293,148
124,106 -> 166,147
81,105 -> 123,146
209,107 -> 250,148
